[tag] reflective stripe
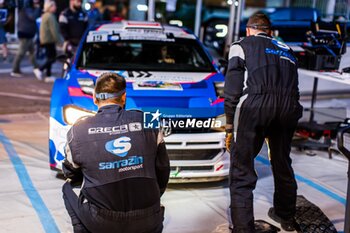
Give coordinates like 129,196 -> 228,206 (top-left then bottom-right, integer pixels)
65,143 -> 79,168
58,14 -> 68,24
228,44 -> 245,61
243,70 -> 248,91
265,138 -> 271,160
65,127 -> 79,168
234,94 -> 248,142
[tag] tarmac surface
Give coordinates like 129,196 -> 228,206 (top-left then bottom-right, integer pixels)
0,49 -> 349,233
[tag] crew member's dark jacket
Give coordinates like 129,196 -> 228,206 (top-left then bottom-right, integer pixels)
17,6 -> 41,38
224,33 -> 300,126
63,104 -> 170,211
58,7 -> 87,46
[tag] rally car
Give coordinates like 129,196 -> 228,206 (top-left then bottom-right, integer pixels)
49,20 -> 229,182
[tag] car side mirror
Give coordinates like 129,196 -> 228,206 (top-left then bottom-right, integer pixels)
337,125 -> 350,160
218,58 -> 228,75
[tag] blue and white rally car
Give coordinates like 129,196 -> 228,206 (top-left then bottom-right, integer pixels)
49,21 -> 229,182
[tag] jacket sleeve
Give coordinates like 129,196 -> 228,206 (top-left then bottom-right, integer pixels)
25,7 -> 41,21
155,131 -> 170,196
224,43 -> 246,126
49,14 -> 63,45
62,126 -> 83,184
58,11 -> 69,41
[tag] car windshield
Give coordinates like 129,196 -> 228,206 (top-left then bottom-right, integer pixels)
77,39 -> 215,72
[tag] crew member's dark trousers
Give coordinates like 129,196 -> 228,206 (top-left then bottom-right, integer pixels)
12,38 -> 37,73
229,94 -> 302,233
40,43 -> 56,77
62,182 -> 164,233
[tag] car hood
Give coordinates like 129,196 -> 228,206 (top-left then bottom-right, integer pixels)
70,69 -> 224,117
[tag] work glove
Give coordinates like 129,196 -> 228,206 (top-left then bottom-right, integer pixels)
225,124 -> 233,153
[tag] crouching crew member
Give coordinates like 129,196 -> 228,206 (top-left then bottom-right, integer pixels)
62,72 -> 170,233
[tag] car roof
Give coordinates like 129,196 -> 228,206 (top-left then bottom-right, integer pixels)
88,20 -> 197,41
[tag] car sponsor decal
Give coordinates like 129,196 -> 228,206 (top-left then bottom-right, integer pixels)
86,31 -> 109,43
82,69 -> 217,84
132,81 -> 183,91
68,87 -> 93,98
89,26 -> 174,42
125,22 -> 162,27
210,98 -> 224,106
128,71 -> 152,78
93,22 -> 196,40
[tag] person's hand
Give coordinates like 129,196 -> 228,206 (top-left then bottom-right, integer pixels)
63,41 -> 73,54
225,124 -> 233,152
225,132 -> 233,152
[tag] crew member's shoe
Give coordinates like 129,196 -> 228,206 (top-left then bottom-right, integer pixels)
33,68 -> 43,81
10,72 -> 23,78
44,76 -> 56,83
268,207 -> 299,232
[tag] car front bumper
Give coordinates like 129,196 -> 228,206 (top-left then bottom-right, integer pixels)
164,132 -> 229,183
50,118 -> 229,182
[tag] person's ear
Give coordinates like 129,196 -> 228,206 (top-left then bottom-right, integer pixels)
93,92 -> 98,105
246,28 -> 250,36
121,93 -> 126,106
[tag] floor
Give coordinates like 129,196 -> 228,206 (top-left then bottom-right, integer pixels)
0,112 -> 348,233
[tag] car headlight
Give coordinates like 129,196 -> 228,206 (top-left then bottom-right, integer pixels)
77,78 -> 94,95
212,114 -> 226,132
64,106 -> 95,125
214,81 -> 224,98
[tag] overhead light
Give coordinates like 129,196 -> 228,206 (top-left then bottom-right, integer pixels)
227,0 -> 233,5
234,1 -> 239,6
137,4 -> 148,11
169,20 -> 183,27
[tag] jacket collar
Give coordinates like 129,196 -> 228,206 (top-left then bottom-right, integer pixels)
255,32 -> 272,39
97,104 -> 123,113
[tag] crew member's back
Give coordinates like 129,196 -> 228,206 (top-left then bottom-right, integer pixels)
62,72 -> 170,233
70,106 -> 168,212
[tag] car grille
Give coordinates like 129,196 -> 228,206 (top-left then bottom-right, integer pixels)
168,149 -> 221,160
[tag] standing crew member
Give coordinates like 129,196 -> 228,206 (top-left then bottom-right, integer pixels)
39,0 -> 63,81
59,0 -> 87,56
11,0 -> 41,78
62,72 -> 170,233
224,13 -> 303,233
